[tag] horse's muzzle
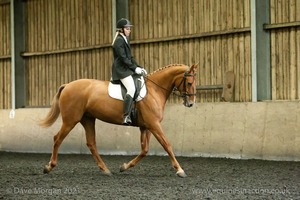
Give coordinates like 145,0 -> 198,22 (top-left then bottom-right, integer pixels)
183,100 -> 194,107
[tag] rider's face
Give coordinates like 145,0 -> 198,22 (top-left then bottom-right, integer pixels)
123,27 -> 131,37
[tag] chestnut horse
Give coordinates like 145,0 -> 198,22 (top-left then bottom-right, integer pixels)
39,63 -> 198,177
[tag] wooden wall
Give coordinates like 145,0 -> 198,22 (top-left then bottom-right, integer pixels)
0,0 -> 299,108
270,0 -> 300,100
0,2 -> 11,109
129,0 -> 252,103
24,0 -> 113,106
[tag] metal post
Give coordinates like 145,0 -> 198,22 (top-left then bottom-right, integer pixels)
116,0 -> 129,21
251,0 -> 271,102
10,0 -> 15,118
10,0 -> 26,114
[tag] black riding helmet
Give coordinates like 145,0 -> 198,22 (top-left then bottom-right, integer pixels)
116,18 -> 133,29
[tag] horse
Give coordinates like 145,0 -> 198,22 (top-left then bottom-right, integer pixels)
39,63 -> 198,178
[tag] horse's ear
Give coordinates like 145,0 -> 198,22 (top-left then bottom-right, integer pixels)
190,63 -> 199,72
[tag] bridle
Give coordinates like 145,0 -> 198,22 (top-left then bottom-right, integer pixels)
172,70 -> 197,103
145,68 -> 197,102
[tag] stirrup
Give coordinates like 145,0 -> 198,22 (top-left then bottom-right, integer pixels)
123,115 -> 132,125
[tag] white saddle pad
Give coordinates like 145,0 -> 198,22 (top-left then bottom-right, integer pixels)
108,76 -> 147,101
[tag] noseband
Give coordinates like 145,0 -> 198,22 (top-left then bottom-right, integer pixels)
173,70 -> 197,100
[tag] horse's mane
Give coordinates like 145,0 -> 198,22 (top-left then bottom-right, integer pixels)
148,64 -> 187,76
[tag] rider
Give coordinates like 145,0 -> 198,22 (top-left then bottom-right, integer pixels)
111,18 -> 147,125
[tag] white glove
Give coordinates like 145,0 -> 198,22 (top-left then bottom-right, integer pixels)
135,67 -> 147,75
135,67 -> 142,74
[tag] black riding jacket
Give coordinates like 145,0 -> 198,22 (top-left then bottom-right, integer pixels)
111,35 -> 139,80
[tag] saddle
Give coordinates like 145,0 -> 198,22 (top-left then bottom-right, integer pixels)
108,74 -> 147,126
108,74 -> 147,101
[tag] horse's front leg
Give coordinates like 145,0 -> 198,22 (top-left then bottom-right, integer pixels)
150,123 -> 187,178
120,128 -> 151,172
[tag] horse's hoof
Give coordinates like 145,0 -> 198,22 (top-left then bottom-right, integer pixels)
120,163 -> 127,172
43,165 -> 51,174
104,171 -> 113,176
176,170 -> 187,178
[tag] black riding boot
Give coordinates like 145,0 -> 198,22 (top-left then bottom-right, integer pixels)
123,94 -> 133,125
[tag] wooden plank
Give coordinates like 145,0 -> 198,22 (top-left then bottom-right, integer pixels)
141,0 -> 147,39
276,0 -> 283,99
203,0 -> 209,101
289,0 -> 296,99
44,56 -> 49,105
48,0 -> 52,51
21,43 -> 112,57
198,37 -> 205,103
64,0 -> 69,49
7,60 -> 11,108
197,85 -> 223,90
107,0 -> 112,43
21,27 -> 251,57
270,0 -> 276,100
35,56 -> 39,106
88,0 -> 94,46
82,0 -> 87,48
283,0 -> 289,99
264,21 -> 300,30
53,0 -> 58,50
0,5 -> 2,57
0,61 -> 3,108
222,71 -> 235,102
27,0 -> 33,52
94,1 -> 99,44
0,55 -> 11,59
244,0 -> 250,27
86,0 -> 91,46
297,0 -> 300,98
233,0 -> 238,28
245,33 -> 251,101
49,1 -> 55,103
297,28 -> 300,99
137,0 -> 142,39
239,33 -> 245,101
233,34 -> 240,101
41,0 -> 46,52
4,60 -> 7,108
37,0 -> 42,52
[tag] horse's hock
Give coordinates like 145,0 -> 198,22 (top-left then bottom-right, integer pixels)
1,101 -> 299,161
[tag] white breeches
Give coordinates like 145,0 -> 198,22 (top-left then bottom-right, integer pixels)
120,75 -> 136,98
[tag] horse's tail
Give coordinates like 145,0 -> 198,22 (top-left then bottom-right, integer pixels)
38,84 -> 66,128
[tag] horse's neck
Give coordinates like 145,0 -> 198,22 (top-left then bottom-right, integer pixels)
148,66 -> 186,101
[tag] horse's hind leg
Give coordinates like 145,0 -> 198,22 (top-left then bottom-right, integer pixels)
44,123 -> 75,173
80,116 -> 112,175
120,128 -> 151,172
